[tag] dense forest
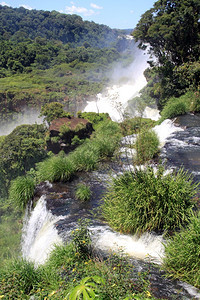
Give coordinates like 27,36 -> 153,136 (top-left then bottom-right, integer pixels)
0,5 -> 132,126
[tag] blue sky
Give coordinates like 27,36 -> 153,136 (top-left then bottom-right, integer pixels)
0,0 -> 156,29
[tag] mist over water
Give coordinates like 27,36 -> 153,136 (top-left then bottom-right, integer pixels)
84,43 -> 153,121
0,108 -> 43,136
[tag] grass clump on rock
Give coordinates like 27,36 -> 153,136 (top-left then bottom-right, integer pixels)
163,213 -> 200,289
75,183 -> 92,201
135,129 -> 160,164
102,166 -> 199,234
9,175 -> 36,208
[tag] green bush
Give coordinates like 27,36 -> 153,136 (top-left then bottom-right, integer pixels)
69,143 -> 99,172
37,154 -> 75,182
163,213 -> 200,289
135,129 -> 160,164
0,259 -> 41,298
102,166 -> 199,234
120,117 -> 156,136
75,183 -> 92,201
9,176 -> 35,208
159,93 -> 190,122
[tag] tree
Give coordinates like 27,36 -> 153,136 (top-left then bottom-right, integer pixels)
40,102 -> 72,125
132,0 -> 200,109
133,0 -> 200,66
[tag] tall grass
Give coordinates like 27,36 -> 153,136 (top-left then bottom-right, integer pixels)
102,166 -> 199,234
0,259 -> 41,298
135,129 -> 160,164
9,176 -> 35,208
36,153 -> 76,182
36,119 -> 121,182
163,213 -> 200,289
75,183 -> 92,201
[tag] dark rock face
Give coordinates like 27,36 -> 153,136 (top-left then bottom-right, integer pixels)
47,117 -> 94,154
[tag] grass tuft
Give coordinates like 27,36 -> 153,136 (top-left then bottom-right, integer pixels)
163,213 -> 200,289
102,166 -> 199,234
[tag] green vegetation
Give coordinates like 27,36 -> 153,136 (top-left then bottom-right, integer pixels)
0,197 -> 22,268
75,184 -> 92,202
120,117 -> 156,136
132,0 -> 200,114
0,5 -> 123,48
159,91 -> 200,123
0,222 -> 154,299
36,152 -> 76,182
9,176 -> 36,209
135,129 -> 160,164
40,102 -> 72,125
163,213 -> 200,289
0,124 -> 46,197
35,119 -> 121,183
102,166 -> 199,234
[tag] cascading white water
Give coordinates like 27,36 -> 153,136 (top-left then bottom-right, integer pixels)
91,225 -> 165,264
84,44 -> 154,122
21,195 -> 64,266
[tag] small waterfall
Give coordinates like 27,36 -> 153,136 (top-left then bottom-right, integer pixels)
91,225 -> 165,264
21,195 -> 64,265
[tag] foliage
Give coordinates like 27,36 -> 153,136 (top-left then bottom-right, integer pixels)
120,117 -> 156,136
0,258 -> 41,298
163,213 -> 200,289
9,175 -> 35,208
36,153 -> 75,182
71,219 -> 92,259
66,276 -> 105,300
0,5 -> 123,48
75,184 -> 92,201
0,197 -> 22,268
0,239 -> 154,299
0,124 -> 46,196
159,94 -> 190,122
77,112 -> 110,129
40,102 -> 72,125
102,166 -> 199,234
135,129 -> 160,164
132,0 -> 200,110
133,0 -> 200,66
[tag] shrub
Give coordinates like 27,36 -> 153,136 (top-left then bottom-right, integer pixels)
70,143 -> 99,172
75,183 -> 92,201
71,219 -> 92,259
9,176 -> 35,208
36,154 -> 75,182
159,93 -> 191,122
163,213 -> 200,289
135,129 -> 160,164
120,117 -> 156,136
102,166 -> 199,234
0,259 -> 41,297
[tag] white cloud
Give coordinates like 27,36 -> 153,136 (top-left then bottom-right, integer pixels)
65,5 -> 95,16
130,10 -> 134,14
0,1 -> 10,6
90,3 -> 103,10
20,4 -> 33,10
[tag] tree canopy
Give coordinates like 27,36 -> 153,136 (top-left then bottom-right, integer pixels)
132,0 -> 200,109
133,0 -> 200,66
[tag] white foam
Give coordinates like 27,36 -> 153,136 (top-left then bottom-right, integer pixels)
91,225 -> 165,264
21,196 -> 64,265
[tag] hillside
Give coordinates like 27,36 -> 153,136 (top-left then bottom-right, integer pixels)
0,5 -> 122,47
0,5 -> 134,129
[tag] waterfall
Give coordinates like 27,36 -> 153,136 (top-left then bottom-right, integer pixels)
21,195 -> 63,266
83,45 -> 155,122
